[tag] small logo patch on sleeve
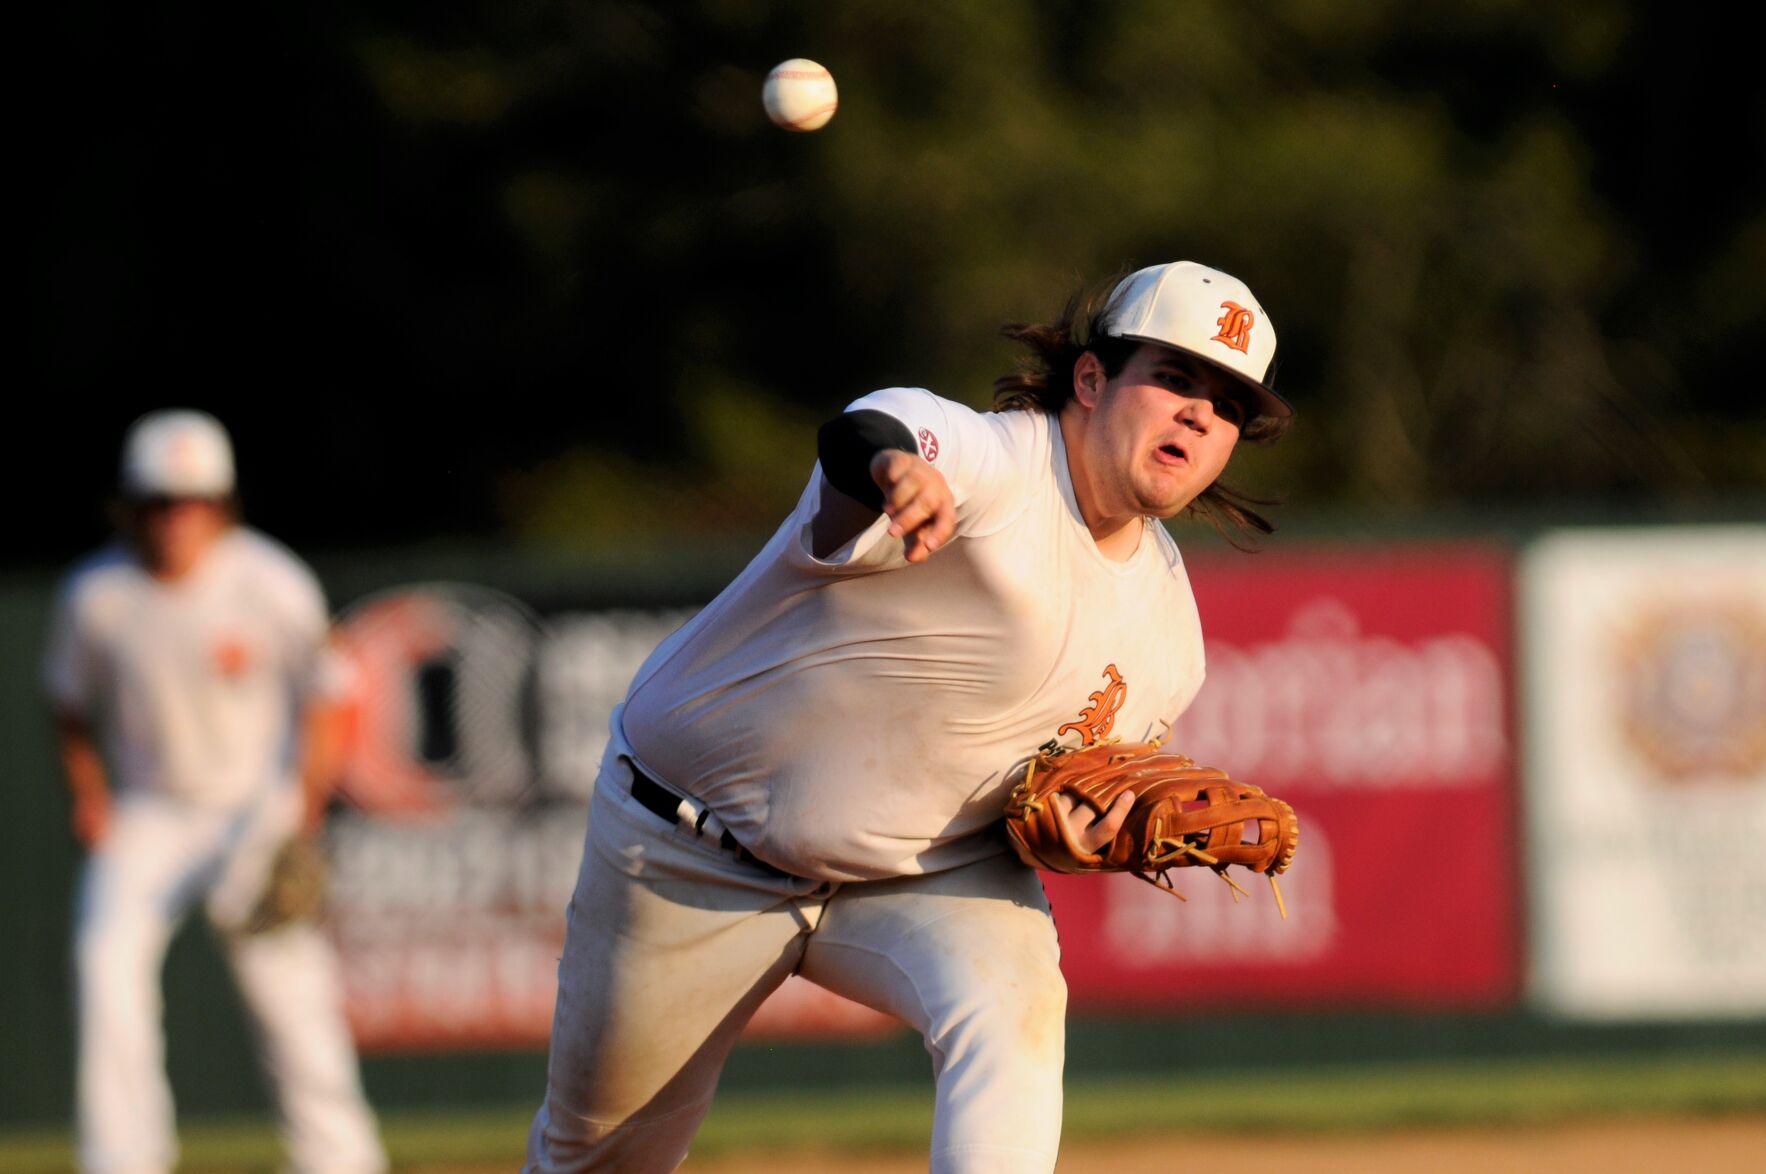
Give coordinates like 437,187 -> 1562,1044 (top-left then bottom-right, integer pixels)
917,428 -> 940,461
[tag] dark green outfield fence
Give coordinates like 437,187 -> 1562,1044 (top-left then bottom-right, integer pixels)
5,519 -> 1764,1129
1,580 -> 80,1126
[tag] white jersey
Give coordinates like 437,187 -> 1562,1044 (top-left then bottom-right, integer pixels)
44,527 -> 336,807
622,387 -> 1208,882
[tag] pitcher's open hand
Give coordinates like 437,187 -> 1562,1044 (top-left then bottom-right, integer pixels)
1053,791 -> 1136,855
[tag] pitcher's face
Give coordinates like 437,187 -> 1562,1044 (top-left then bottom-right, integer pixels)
1072,343 -> 1247,522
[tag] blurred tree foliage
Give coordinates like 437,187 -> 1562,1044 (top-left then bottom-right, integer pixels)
26,0 -> 1763,559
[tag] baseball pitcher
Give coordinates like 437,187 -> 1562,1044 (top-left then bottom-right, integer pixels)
525,262 -> 1297,1173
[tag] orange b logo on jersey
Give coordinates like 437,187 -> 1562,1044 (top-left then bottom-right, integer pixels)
1058,664 -> 1127,746
1212,302 -> 1255,353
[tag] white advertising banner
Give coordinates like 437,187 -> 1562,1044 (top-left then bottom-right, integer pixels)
1522,525 -> 1766,1018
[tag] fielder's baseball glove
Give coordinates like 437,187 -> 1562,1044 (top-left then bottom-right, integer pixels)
242,837 -> 329,934
1003,738 -> 1300,915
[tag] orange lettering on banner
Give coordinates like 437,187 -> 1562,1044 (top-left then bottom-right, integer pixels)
332,594 -> 458,815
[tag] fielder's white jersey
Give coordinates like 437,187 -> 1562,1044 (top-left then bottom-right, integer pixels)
44,527 -> 335,807
622,387 -> 1208,882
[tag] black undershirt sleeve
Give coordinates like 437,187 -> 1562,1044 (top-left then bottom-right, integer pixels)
816,408 -> 917,511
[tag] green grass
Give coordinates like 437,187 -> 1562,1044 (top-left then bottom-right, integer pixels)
3,1052 -> 1762,1171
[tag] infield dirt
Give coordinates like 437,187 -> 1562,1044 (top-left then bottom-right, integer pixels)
664,1114 -> 1766,1173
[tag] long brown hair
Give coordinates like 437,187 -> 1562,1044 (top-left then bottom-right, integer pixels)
992,275 -> 1288,546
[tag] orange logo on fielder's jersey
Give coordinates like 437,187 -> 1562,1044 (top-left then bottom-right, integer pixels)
212,637 -> 251,679
1058,664 -> 1127,745
1212,302 -> 1255,353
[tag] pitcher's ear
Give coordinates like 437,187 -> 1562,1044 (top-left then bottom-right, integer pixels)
1072,350 -> 1107,408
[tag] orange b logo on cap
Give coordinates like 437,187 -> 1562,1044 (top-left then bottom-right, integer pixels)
1212,302 -> 1255,353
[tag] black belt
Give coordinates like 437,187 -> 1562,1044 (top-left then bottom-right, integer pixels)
624,760 -> 787,876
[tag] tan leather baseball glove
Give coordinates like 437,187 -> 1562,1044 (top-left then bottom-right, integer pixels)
1003,738 -> 1300,915
242,837 -> 330,934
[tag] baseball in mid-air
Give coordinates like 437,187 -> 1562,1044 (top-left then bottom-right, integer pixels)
763,58 -> 838,132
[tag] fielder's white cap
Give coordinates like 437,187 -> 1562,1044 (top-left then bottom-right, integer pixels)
119,409 -> 236,498
1101,261 -> 1291,420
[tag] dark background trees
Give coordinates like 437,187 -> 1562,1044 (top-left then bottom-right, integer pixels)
21,0 -> 1763,565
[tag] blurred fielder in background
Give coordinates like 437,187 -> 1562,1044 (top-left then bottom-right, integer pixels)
44,411 -> 385,1174
525,261 -> 1291,1172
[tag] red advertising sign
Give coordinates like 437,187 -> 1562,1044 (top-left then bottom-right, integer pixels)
1047,543 -> 1519,1010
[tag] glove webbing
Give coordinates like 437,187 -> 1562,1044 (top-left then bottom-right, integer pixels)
1015,742 -> 1291,918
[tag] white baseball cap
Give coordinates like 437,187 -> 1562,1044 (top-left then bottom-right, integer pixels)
1101,261 -> 1291,420
119,409 -> 236,498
